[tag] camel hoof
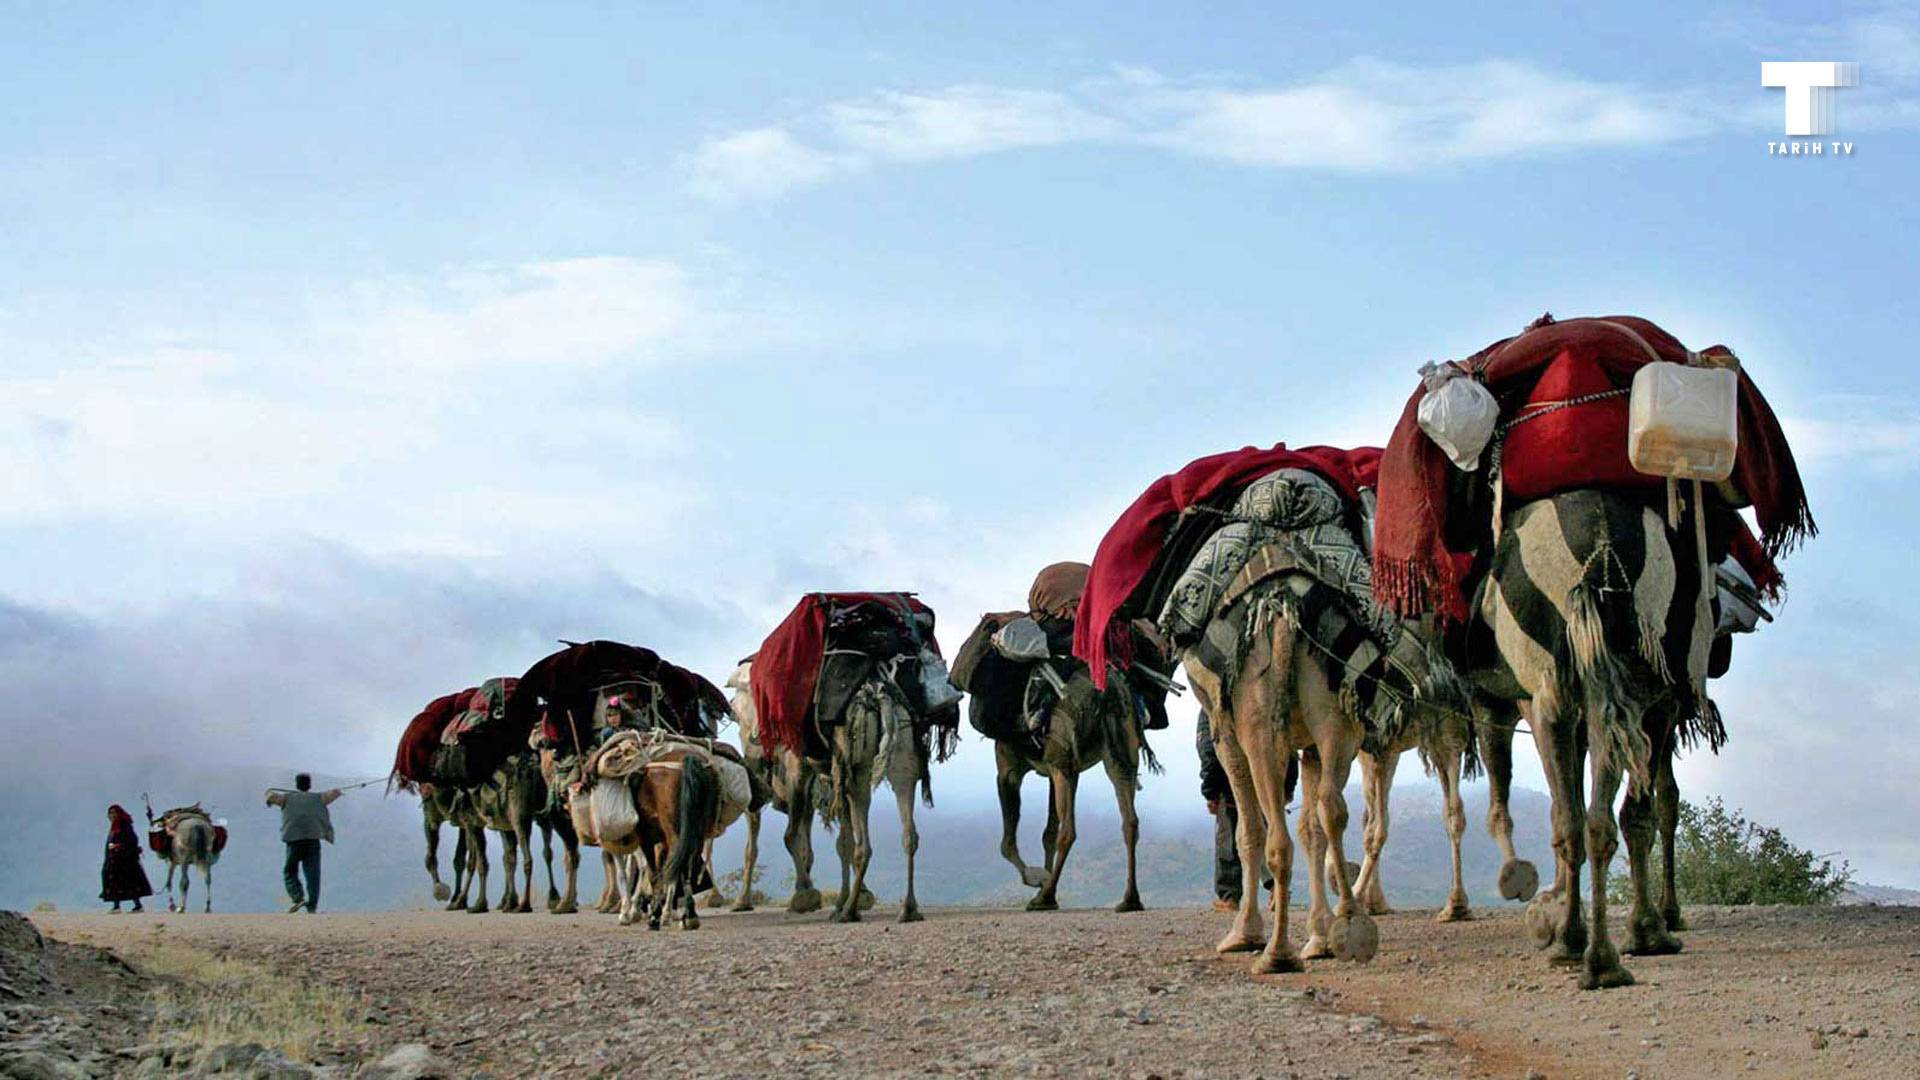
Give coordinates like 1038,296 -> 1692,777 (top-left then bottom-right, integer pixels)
1332,913 -> 1380,963
1525,895 -> 1560,949
827,906 -> 860,924
1626,921 -> 1684,957
681,915 -> 701,931
1026,896 -> 1059,912
788,888 -> 823,914
1499,859 -> 1541,902
1299,936 -> 1334,960
1250,951 -> 1304,975
1664,909 -> 1688,933
1580,958 -> 1636,990
432,884 -> 451,902
1434,901 -> 1474,923
1216,932 -> 1265,954
731,902 -> 756,913
1113,895 -> 1144,914
898,907 -> 924,924
857,887 -> 876,912
1020,868 -> 1048,888
550,901 -> 578,915
617,911 -> 636,926
467,902 -> 489,914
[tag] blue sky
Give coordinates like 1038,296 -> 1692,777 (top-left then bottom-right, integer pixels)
4,3 -> 1918,885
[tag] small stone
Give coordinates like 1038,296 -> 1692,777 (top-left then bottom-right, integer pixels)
1810,1032 -> 1828,1050
363,1043 -> 452,1080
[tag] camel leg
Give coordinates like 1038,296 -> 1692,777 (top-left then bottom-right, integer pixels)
1580,731 -> 1633,989
1308,724 -> 1377,963
1480,710 -> 1540,901
1623,712 -> 1683,956
733,809 -> 761,912
1191,667 -> 1264,956
594,850 -> 619,914
552,824 -> 580,914
894,775 -> 923,923
1240,716 -> 1301,975
830,761 -> 875,924
1105,754 -> 1144,913
1526,711 -> 1587,965
1434,745 -> 1472,921
1298,753 -> 1334,959
539,820 -> 557,912
466,828 -> 490,914
447,829 -> 471,911
1655,727 -> 1686,932
1351,749 -> 1398,917
785,762 -> 823,915
1040,794 -> 1061,878
494,829 -> 519,913
424,812 -> 451,903
1028,771 -> 1079,911
996,744 -> 1046,888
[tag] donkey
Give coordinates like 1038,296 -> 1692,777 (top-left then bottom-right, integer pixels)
154,807 -> 220,914
578,747 -> 721,929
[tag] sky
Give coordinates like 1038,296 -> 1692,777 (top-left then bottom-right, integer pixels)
3,2 -> 1918,890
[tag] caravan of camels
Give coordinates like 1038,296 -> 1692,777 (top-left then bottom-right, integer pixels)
386,313 -> 1810,991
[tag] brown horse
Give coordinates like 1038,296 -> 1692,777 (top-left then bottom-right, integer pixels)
581,746 -> 721,929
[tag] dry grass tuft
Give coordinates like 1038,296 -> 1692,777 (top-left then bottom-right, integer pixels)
127,942 -> 361,1061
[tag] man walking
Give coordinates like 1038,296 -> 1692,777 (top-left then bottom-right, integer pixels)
1196,710 -> 1241,910
265,774 -> 341,913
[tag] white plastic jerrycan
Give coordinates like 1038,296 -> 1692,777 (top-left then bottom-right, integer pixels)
1628,360 -> 1739,481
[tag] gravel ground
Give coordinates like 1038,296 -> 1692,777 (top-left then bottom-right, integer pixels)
31,901 -> 1920,1079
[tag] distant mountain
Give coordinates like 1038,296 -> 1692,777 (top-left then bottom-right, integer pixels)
2,751 -> 1560,913
1843,882 -> 1920,907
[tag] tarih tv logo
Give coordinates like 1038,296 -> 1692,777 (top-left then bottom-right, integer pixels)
1762,61 -> 1858,157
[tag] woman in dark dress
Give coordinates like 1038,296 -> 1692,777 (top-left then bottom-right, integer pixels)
100,804 -> 153,912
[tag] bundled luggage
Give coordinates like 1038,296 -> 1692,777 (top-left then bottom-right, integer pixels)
953,562 -> 1170,746
751,592 -> 962,758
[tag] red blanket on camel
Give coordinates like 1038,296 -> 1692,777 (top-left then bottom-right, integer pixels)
391,687 -> 479,788
1373,315 -> 1812,621
1072,444 -> 1382,687
752,592 -> 938,755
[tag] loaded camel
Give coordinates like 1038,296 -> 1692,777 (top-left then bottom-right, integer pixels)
1371,314 -> 1811,988
743,592 -> 962,923
950,561 -> 1167,912
1078,447 -> 1471,975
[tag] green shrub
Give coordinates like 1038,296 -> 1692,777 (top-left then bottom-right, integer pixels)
1612,796 -> 1851,906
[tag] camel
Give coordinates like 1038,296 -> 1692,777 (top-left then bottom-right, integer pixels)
417,782 -> 476,907
1184,579 -> 1386,974
736,593 -> 960,925
149,803 -> 221,914
418,755 -> 582,915
724,660 -> 836,916
1342,707 -> 1539,922
991,668 -> 1154,912
950,562 -> 1164,913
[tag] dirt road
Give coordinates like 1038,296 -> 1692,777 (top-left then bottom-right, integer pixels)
32,902 -> 1920,1078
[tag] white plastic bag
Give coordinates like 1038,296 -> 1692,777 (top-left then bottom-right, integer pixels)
1416,362 -> 1499,471
991,617 -> 1052,663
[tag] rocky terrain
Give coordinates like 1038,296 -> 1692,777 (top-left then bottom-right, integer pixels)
17,900 -> 1920,1078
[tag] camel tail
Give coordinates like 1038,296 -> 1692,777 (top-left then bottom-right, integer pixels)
664,756 -> 718,891
1562,576 -> 1655,782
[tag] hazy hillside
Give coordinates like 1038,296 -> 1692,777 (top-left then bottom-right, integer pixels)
5,750 -> 1569,913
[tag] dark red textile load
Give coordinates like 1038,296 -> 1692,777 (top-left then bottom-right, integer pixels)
391,688 -> 478,789
511,640 -> 726,753
1073,444 -> 1383,687
752,593 -> 940,755
1374,315 -> 1813,621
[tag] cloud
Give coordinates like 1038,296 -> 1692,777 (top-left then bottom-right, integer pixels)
681,59 -> 1717,201
1780,395 -> 1920,471
0,256 -> 727,526
347,257 -> 697,372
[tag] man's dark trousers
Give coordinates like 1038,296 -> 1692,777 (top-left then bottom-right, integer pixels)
283,838 -> 322,912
